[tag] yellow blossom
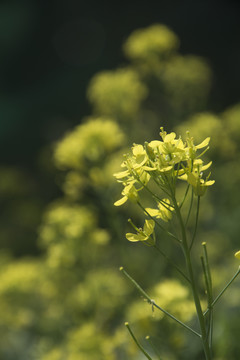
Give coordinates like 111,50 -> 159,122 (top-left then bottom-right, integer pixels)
114,183 -> 139,206
145,198 -> 173,222
126,219 -> 155,245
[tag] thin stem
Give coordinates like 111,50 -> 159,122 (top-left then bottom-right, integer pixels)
159,198 -> 175,211
173,162 -> 181,188
151,299 -> 201,338
120,267 -> 201,338
190,196 -> 200,250
201,251 -> 213,353
128,218 -> 140,233
140,179 -> 174,209
197,146 -> 210,159
185,188 -> 194,227
145,336 -> 163,360
133,168 -> 172,202
151,177 -> 172,198
142,180 -> 166,202
154,245 -> 191,284
119,266 -> 150,300
202,242 -> 213,292
201,256 -> 211,302
179,184 -> 190,209
172,197 -> 212,359
128,216 -> 189,283
125,322 -> 153,360
137,201 -> 180,243
209,312 -> 213,357
162,173 -> 175,198
204,267 -> 240,316
203,242 -> 213,352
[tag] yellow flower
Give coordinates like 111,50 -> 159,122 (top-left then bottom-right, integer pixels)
114,183 -> 139,206
179,159 -> 215,196
113,127 -> 215,205
113,144 -> 153,188
235,251 -> 240,260
131,144 -> 148,168
145,198 -> 173,222
126,219 -> 155,245
185,131 -> 210,160
187,172 -> 215,196
148,128 -> 187,169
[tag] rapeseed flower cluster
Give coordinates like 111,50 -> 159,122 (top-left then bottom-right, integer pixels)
114,127 -> 214,203
114,127 -> 214,243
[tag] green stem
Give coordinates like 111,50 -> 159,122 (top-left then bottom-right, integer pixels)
137,201 -> 180,243
125,322 -> 153,360
139,179 -> 174,209
151,175 -> 172,198
204,267 -> 240,316
145,336 -> 163,360
120,267 -> 201,338
185,188 -> 194,227
154,245 -> 191,284
151,299 -> 201,338
190,196 -> 200,250
202,242 -> 213,292
209,312 -> 213,357
173,198 -> 212,359
179,184 -> 190,209
201,251 -> 213,353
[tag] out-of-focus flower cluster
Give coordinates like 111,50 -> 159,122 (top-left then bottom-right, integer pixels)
54,117 -> 125,170
123,24 -> 179,62
87,69 -> 148,120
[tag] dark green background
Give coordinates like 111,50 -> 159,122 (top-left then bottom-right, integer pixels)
0,0 -> 240,256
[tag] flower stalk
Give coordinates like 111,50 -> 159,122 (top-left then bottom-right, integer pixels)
125,322 -> 153,360
114,127 -> 239,359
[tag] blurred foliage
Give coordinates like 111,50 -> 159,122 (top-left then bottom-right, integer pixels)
0,23 -> 239,359
0,166 -> 46,256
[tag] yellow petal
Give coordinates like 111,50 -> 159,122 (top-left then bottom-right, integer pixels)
235,250 -> 240,259
205,180 -> 215,186
145,208 -> 160,217
114,196 -> 128,206
195,137 -> 210,149
126,233 -> 147,242
159,165 -> 173,173
126,233 -> 140,242
164,132 -> 176,142
144,219 -> 155,235
142,165 -> 157,171
202,161 -> 212,171
148,140 -> 162,149
132,144 -> 144,156
187,173 -> 197,186
113,170 -> 129,179
178,173 -> 188,181
193,159 -> 203,166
